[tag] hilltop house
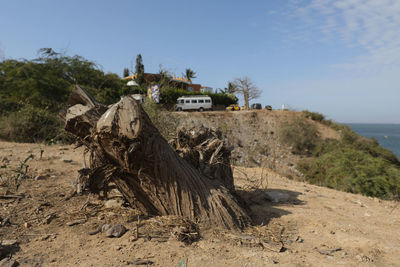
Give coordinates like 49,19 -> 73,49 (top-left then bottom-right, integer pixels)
123,73 -> 204,92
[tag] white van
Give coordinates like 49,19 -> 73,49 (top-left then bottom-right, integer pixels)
175,95 -> 212,111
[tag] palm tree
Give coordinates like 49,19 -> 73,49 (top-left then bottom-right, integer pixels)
227,82 -> 237,94
185,68 -> 196,83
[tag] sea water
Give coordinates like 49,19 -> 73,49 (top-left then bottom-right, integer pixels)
347,123 -> 400,159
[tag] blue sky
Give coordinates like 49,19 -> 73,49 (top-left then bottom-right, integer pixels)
1,0 -> 399,123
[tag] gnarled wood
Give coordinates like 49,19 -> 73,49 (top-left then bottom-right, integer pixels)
64,85 -> 251,229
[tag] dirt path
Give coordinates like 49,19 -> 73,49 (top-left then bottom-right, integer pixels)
1,141 -> 399,266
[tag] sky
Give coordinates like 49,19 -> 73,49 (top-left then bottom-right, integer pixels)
1,0 -> 399,123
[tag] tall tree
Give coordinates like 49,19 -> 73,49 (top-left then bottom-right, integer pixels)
224,82 -> 237,94
123,68 -> 130,78
134,54 -> 145,86
231,77 -> 261,110
184,68 -> 196,83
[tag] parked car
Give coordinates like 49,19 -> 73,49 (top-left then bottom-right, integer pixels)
251,103 -> 262,110
175,95 -> 212,112
265,105 -> 272,111
226,104 -> 240,111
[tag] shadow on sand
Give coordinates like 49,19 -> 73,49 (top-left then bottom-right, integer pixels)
236,188 -> 304,226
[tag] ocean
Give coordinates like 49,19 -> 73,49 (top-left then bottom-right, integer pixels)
347,123 -> 400,159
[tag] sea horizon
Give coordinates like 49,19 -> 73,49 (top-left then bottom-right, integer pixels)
341,122 -> 400,125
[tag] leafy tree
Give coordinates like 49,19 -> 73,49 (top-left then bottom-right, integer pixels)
231,77 -> 261,110
0,48 -> 124,142
184,68 -> 196,83
134,54 -> 145,86
123,68 -> 130,78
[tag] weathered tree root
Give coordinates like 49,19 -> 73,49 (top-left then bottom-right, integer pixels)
64,85 -> 251,229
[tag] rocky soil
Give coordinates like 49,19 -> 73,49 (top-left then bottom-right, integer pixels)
1,141 -> 399,266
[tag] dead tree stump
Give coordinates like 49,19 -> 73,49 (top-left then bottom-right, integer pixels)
64,85 -> 251,229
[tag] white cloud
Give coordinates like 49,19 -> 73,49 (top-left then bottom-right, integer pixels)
288,0 -> 400,72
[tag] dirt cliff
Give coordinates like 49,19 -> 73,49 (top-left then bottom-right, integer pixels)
175,110 -> 339,178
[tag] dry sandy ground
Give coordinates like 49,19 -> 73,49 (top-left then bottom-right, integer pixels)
1,141 -> 399,267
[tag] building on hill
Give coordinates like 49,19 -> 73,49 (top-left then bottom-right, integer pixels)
123,73 -> 203,92
188,84 -> 202,92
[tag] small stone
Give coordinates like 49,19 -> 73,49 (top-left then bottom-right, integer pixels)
101,224 -> 112,232
264,191 -> 289,203
61,159 -> 73,163
330,231 -> 335,235
105,224 -> 127,238
129,236 -> 138,242
24,222 -> 31,228
295,236 -> 303,243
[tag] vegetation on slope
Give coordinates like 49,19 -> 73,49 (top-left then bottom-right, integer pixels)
280,114 -> 400,200
279,118 -> 320,155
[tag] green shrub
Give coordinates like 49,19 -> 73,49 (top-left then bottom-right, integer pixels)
302,110 -> 325,121
0,105 -> 70,143
279,118 -> 320,154
298,145 -> 400,199
302,110 -> 345,131
298,127 -> 400,200
0,49 -> 127,142
119,85 -> 147,97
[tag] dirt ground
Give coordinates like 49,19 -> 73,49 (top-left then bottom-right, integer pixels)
1,141 -> 400,266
